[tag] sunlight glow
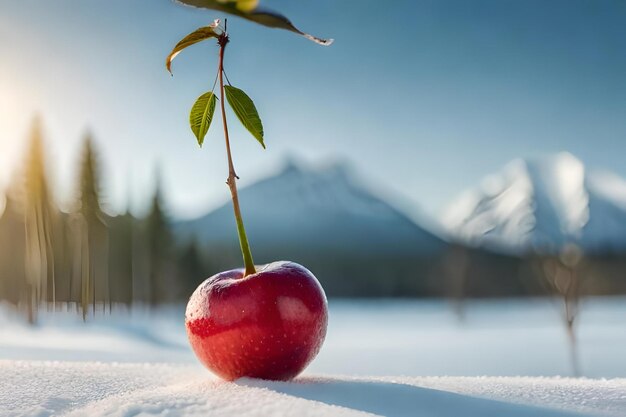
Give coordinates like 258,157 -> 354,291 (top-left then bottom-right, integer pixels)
0,78 -> 29,191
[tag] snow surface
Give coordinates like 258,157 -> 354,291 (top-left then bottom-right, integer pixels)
2,362 -> 625,417
442,152 -> 626,254
2,298 -> 626,416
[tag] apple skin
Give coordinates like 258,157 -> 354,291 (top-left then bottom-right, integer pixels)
185,261 -> 328,381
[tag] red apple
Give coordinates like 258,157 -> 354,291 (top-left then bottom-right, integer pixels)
185,261 -> 328,381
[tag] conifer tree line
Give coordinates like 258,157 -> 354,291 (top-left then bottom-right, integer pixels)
0,119 -> 222,322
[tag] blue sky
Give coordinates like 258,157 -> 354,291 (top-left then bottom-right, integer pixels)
0,0 -> 625,222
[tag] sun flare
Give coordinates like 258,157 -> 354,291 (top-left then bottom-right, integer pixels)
0,78 -> 29,191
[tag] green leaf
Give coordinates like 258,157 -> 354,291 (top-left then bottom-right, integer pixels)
175,0 -> 333,46
166,23 -> 220,75
189,92 -> 217,146
224,85 -> 265,149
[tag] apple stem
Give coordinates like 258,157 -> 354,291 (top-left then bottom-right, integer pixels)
217,31 -> 256,277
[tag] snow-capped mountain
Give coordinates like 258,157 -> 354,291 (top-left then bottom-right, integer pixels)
442,152 -> 626,254
176,160 -> 443,256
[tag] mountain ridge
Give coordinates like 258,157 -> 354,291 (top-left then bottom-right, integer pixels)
442,152 -> 626,255
175,159 -> 445,256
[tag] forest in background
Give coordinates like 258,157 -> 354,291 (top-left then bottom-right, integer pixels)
2,119 -> 626,323
0,119 -> 223,322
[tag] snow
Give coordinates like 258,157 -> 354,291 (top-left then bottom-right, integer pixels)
1,298 -> 626,416
442,158 -> 535,251
588,171 -> 626,211
2,362 -> 625,417
584,171 -> 626,251
442,152 -> 626,253
525,152 -> 588,243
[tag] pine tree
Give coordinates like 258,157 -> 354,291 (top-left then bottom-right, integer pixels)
0,191 -> 26,306
179,238 -> 208,298
22,118 -> 57,322
108,210 -> 135,306
73,133 -> 109,318
143,170 -> 178,305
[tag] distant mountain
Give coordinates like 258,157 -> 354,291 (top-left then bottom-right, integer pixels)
176,160 -> 444,256
442,152 -> 626,255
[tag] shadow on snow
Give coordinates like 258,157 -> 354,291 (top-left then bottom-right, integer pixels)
237,377 -> 583,417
